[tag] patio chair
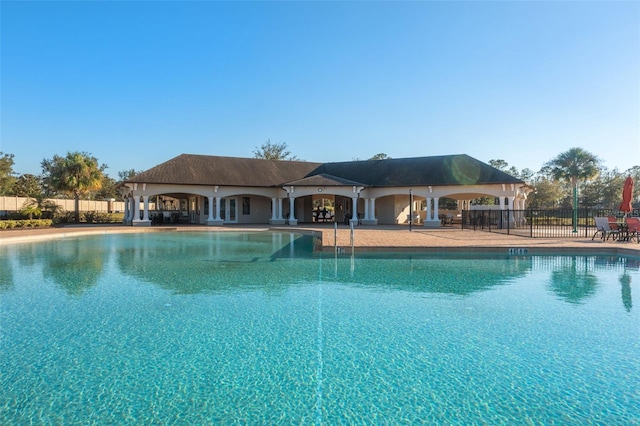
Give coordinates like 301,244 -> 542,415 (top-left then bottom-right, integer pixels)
625,217 -> 640,243
592,217 -> 620,241
607,216 -> 620,230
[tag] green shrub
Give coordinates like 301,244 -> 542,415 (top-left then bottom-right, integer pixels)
53,211 -> 79,224
0,219 -> 53,230
1,221 -> 15,229
85,211 -> 97,223
85,211 -> 114,223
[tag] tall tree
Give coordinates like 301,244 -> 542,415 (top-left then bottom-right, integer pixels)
369,153 -> 391,160
0,152 -> 16,195
580,168 -> 624,208
529,176 -> 566,209
41,152 -> 105,223
94,175 -> 119,200
488,159 -> 509,171
518,168 -> 535,182
118,169 -> 139,181
543,147 -> 601,232
253,140 -> 298,160
13,173 -> 43,198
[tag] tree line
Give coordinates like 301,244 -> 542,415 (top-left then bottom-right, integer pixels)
487,148 -> 638,210
0,146 -> 638,223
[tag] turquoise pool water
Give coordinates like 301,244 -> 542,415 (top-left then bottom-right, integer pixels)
1,232 -> 638,424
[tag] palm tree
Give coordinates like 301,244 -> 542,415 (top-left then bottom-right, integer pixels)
41,152 -> 104,223
20,195 -> 60,220
544,147 -> 601,232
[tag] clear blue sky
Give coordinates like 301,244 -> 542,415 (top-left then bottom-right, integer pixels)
1,1 -> 639,178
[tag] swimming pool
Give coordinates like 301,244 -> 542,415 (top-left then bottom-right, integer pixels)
1,232 -> 638,424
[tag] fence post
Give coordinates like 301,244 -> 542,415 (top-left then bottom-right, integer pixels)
529,209 -> 533,237
584,208 -> 589,238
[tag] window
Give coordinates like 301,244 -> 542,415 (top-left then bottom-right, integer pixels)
242,197 -> 250,215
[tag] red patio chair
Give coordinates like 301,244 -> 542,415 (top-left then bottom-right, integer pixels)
607,216 -> 620,230
625,217 -> 640,243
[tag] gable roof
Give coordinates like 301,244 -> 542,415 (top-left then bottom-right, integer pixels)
125,153 -> 525,188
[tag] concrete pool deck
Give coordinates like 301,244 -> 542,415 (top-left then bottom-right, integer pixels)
1,223 -> 639,256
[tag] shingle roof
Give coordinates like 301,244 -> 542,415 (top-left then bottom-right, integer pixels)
311,155 -> 524,186
283,173 -> 366,187
127,154 -> 322,186
126,153 -> 525,187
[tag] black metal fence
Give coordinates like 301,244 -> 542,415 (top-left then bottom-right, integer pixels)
462,208 -> 640,238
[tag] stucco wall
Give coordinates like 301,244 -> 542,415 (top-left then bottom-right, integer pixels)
240,196 -> 272,224
0,196 -> 125,215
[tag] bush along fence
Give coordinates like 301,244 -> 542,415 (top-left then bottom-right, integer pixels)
462,208 -> 640,238
0,219 -> 53,230
0,196 -> 126,227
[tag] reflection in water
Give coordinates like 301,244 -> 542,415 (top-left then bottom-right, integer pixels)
14,244 -> 42,267
116,231 -> 533,296
0,255 -> 13,293
549,256 -> 598,304
621,274 -> 632,312
325,253 -> 533,296
3,233 -> 638,307
116,232 -> 317,295
42,240 -> 106,296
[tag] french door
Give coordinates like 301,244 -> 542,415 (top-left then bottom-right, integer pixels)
220,198 -> 237,223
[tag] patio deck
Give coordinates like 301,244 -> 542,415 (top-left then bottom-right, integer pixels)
1,224 -> 638,256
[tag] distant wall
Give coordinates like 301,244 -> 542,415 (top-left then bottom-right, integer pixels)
0,196 -> 125,216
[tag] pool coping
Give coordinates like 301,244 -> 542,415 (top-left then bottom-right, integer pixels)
1,224 -> 639,258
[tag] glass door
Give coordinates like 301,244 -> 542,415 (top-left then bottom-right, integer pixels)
228,198 -> 236,222
220,198 -> 237,223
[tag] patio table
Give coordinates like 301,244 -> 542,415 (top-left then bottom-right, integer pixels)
615,222 -> 630,241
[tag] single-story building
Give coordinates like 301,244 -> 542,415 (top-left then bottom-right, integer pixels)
119,153 -> 531,227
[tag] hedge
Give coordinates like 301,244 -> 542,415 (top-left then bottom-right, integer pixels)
0,219 -> 53,230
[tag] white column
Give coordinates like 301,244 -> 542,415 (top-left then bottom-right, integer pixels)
433,197 -> 440,222
499,196 -> 505,210
364,199 -> 370,220
289,197 -> 295,221
123,197 -> 129,223
133,196 -> 141,221
278,198 -> 283,220
351,197 -> 358,223
271,198 -> 277,220
142,196 -> 150,221
510,197 -> 516,222
208,197 -> 214,222
215,197 -> 221,220
425,197 -> 432,221
370,198 -> 376,220
126,197 -> 132,221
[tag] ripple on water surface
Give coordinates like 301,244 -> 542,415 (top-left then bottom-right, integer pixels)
0,234 -> 638,424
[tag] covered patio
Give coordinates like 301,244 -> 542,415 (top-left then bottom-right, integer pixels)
119,154 -> 531,228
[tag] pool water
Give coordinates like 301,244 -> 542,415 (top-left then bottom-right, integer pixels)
1,232 -> 639,424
